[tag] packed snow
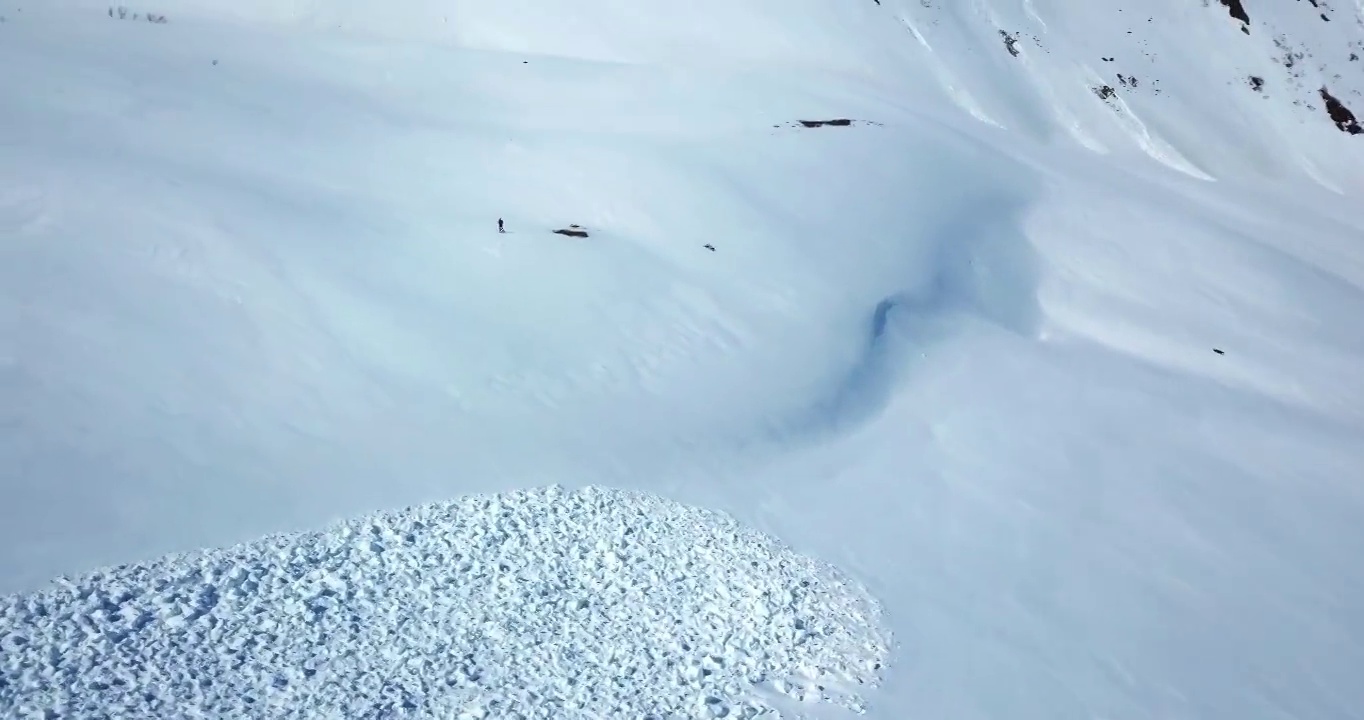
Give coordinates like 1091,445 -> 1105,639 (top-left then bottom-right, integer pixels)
3,0 -> 1364,719
0,486 -> 888,718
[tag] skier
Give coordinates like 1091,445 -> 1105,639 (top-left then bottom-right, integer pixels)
498,218 -> 505,233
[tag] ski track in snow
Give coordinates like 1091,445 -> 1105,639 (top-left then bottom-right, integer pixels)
0,486 -> 890,720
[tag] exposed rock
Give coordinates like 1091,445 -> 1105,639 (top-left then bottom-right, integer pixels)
772,119 -> 880,131
1219,0 -> 1250,31
999,30 -> 1020,58
1319,87 -> 1363,134
554,225 -> 590,238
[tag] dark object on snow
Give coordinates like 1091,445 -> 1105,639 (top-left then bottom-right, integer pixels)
1218,0 -> 1249,25
999,31 -> 1020,58
1217,0 -> 1250,33
554,226 -> 589,238
774,119 -> 880,130
1213,348 -> 1225,355
498,218 -> 505,233
703,244 -> 715,251
1320,88 -> 1363,134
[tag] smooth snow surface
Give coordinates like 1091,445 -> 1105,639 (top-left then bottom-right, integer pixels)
4,0 -> 1364,719
1,486 -> 888,718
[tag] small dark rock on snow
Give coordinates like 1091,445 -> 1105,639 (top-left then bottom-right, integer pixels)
554,225 -> 589,238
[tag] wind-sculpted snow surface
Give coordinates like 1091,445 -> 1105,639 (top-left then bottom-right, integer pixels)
0,486 -> 889,719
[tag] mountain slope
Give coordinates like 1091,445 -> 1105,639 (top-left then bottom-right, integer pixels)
3,1 -> 1363,719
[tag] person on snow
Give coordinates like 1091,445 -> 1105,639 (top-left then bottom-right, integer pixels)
498,218 -> 505,233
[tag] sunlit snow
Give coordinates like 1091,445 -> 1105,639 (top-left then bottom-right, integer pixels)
3,0 -> 1363,718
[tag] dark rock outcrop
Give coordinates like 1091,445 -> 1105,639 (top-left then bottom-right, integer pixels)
554,224 -> 589,238
1319,87 -> 1363,134
1219,0 -> 1250,29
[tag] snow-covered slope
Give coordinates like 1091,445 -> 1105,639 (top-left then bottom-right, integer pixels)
3,0 -> 1364,718
3,486 -> 891,718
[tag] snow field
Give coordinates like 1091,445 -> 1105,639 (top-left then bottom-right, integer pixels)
3,1 -> 1364,719
0,5 -> 1040,594
0,486 -> 889,719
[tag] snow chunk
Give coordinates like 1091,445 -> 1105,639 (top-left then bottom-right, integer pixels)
0,486 -> 889,718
